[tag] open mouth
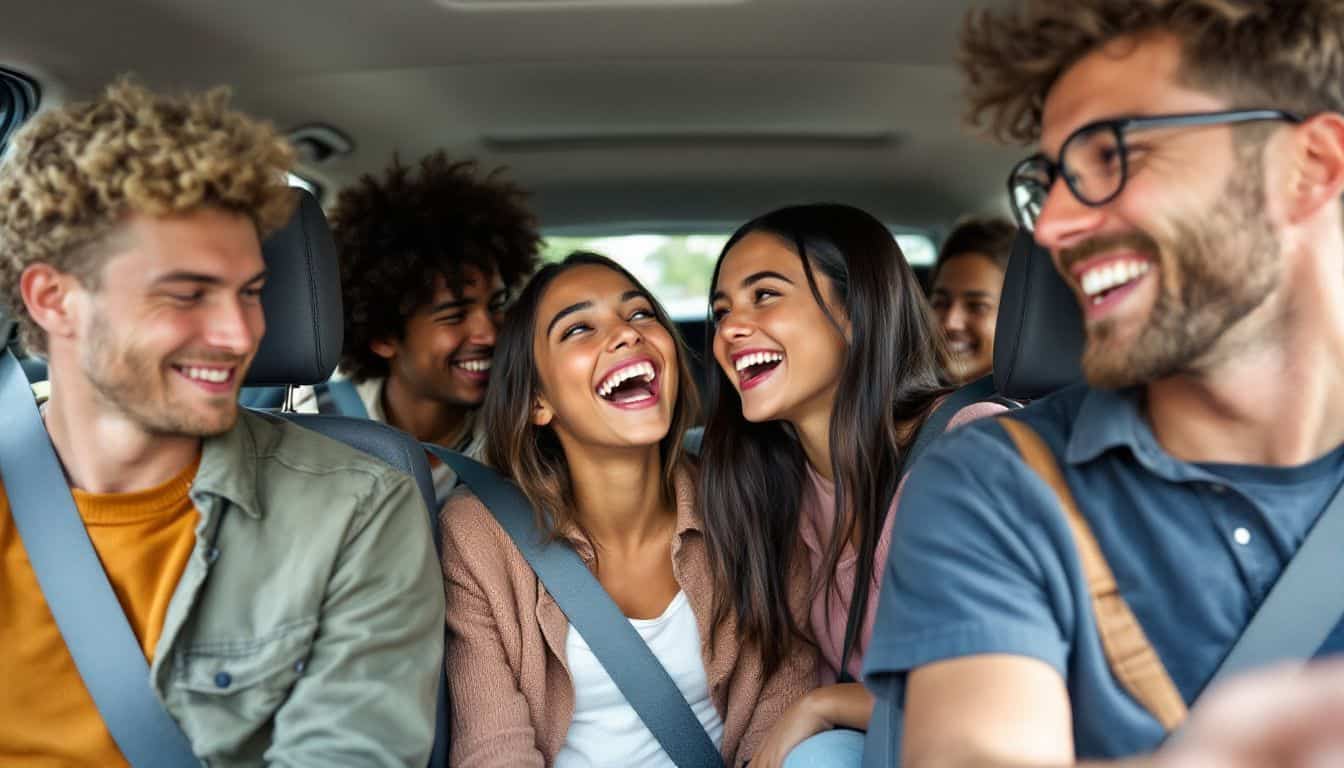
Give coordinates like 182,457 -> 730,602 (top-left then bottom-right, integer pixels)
596,359 -> 660,408
1078,258 -> 1152,308
171,364 -> 237,393
733,349 -> 784,390
452,357 -> 492,382
946,337 -> 977,356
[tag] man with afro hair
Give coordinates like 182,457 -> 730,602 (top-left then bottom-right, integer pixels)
296,151 -> 540,504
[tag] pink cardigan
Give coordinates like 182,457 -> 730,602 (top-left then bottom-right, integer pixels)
799,401 -> 1009,683
440,466 -> 817,766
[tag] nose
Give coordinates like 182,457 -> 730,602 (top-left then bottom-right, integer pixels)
942,302 -> 967,333
1032,177 -> 1107,254
715,311 -> 755,344
206,296 -> 261,356
466,306 -> 498,348
606,319 -> 643,352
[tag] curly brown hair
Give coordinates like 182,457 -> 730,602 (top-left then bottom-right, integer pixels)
332,151 -> 541,382
0,79 -> 296,355
961,0 -> 1344,145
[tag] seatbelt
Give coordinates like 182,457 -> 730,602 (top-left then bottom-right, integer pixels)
834,376 -> 1017,684
317,380 -> 368,419
424,445 -> 725,768
1002,416 -> 1344,731
0,349 -> 200,766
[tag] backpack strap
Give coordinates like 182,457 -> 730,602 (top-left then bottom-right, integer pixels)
1000,418 -> 1188,731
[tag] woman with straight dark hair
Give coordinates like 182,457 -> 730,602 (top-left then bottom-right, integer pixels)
701,205 -> 1007,766
440,251 -> 814,767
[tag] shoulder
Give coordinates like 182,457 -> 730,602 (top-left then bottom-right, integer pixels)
235,408 -> 415,497
439,486 -> 529,578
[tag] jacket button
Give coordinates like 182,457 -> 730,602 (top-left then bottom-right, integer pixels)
214,672 -> 232,689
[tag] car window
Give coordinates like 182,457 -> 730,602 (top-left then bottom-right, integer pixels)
543,231 -> 935,320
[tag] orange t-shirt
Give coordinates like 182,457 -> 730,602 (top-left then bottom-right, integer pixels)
0,456 -> 202,766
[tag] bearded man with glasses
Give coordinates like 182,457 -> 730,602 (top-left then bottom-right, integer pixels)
863,2 -> 1344,767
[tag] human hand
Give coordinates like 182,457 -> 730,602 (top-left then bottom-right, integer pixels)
1152,660 -> 1344,768
749,692 -> 835,768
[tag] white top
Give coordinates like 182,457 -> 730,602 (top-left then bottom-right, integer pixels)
555,591 -> 724,768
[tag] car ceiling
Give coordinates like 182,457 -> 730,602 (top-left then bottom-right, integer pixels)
0,0 -> 1025,232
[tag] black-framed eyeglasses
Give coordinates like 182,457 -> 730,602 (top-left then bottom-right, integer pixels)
1007,109 -> 1303,232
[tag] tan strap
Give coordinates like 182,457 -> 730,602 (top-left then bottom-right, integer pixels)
1000,418 -> 1189,731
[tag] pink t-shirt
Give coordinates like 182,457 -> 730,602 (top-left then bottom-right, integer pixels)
799,401 -> 1008,684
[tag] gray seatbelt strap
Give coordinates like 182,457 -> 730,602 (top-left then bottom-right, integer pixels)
0,350 -> 200,767
425,445 -> 724,768
1204,476 -> 1344,684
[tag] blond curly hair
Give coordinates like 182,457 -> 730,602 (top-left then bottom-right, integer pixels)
960,0 -> 1344,145
0,79 -> 296,354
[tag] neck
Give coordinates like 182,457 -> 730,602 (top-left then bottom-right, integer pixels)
381,374 -> 471,446
793,398 -> 835,482
1145,242 -> 1344,466
565,443 -> 673,553
42,369 -> 202,494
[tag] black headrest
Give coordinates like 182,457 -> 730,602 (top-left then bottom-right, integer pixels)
244,190 -> 344,387
992,231 -> 1084,400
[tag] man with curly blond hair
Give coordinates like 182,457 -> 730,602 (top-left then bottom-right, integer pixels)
293,151 -> 540,504
866,2 -> 1344,767
0,81 -> 443,765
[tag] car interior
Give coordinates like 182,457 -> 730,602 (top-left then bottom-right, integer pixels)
0,1 -> 1088,765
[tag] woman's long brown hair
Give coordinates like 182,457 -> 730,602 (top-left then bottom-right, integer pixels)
481,251 -> 701,539
700,204 -> 951,677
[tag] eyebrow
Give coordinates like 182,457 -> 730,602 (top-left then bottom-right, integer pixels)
153,269 -> 268,288
545,290 -> 652,337
547,300 -> 592,337
709,270 -> 794,303
429,298 -> 474,315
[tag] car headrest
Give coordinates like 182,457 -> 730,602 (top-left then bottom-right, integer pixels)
992,231 -> 1084,400
244,190 -> 344,387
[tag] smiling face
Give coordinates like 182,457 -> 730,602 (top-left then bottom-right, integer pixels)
531,264 -> 680,452
930,253 -> 1005,383
710,230 -> 848,426
373,266 -> 508,407
67,208 -> 266,437
1032,32 -> 1285,388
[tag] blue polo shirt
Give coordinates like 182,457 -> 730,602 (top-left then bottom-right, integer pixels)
863,383 -> 1344,760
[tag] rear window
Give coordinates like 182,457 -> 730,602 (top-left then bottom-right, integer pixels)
542,230 -> 934,320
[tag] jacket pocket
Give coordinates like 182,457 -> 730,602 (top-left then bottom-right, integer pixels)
167,617 -> 319,759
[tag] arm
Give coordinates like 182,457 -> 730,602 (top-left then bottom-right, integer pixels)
906,657 -> 1344,768
266,470 -> 445,767
440,495 -> 545,768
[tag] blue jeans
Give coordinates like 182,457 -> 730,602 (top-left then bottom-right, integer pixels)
782,728 -> 865,767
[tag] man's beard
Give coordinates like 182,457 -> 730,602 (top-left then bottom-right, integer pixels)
1070,151 -> 1282,389
82,310 -> 242,438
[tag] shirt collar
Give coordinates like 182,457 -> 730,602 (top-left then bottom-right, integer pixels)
191,410 -> 265,518
1064,385 -> 1215,484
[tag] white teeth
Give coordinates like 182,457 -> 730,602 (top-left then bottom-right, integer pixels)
598,361 -> 656,398
183,367 -> 230,383
734,350 -> 784,372
1081,260 -> 1151,298
456,359 -> 492,373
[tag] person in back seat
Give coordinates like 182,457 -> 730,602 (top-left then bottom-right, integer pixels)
0,80 -> 444,765
440,251 -> 814,766
700,204 -> 1007,767
293,151 -> 539,502
868,2 -> 1344,765
928,215 -> 1015,384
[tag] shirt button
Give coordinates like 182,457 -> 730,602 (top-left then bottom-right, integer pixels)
206,547 -> 221,564
214,672 -> 232,689
294,659 -> 306,675
1234,527 -> 1252,546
